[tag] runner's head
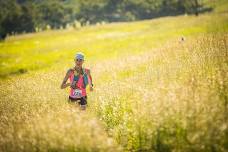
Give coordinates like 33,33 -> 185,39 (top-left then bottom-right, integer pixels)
74,52 -> 84,67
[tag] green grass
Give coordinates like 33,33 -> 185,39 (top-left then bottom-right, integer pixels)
0,9 -> 227,78
0,1 -> 228,152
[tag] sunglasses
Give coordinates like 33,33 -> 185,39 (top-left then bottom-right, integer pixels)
76,59 -> 83,62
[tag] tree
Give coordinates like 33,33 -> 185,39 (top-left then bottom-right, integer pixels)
0,0 -> 208,40
182,0 -> 202,16
0,0 -> 36,39
76,0 -> 107,24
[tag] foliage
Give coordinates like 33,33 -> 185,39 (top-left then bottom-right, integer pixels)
0,0 -> 212,39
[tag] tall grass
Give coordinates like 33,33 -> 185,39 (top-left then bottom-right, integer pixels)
0,34 -> 227,151
90,34 -> 228,151
1,34 -> 226,152
0,72 -> 122,152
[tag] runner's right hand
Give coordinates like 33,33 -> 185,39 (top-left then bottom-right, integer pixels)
70,81 -> 77,89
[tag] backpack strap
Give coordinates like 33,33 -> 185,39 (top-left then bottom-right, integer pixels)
84,68 -> 93,87
72,67 -> 91,89
82,68 -> 89,88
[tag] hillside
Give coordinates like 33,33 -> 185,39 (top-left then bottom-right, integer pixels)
0,1 -> 227,152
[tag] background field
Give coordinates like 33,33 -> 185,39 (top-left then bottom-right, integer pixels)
0,0 -> 228,152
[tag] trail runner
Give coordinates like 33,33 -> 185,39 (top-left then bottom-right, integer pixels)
61,52 -> 93,110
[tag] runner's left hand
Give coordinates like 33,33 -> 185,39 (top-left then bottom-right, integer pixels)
90,86 -> 93,91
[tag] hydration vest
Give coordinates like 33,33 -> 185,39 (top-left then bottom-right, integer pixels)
73,68 -> 89,89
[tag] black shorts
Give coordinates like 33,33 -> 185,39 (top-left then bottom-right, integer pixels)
68,96 -> 87,105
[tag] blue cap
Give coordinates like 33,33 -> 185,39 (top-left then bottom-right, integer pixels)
75,52 -> 84,60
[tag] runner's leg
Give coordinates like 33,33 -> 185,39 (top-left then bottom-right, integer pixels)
79,96 -> 87,110
68,96 -> 80,107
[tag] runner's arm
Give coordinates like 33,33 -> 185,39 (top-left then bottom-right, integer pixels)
60,69 -> 72,89
87,69 -> 93,91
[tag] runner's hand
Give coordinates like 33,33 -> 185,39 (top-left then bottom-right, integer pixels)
90,86 -> 93,91
70,82 -> 77,89
66,83 -> 71,87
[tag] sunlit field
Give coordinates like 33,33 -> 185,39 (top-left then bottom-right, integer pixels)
0,1 -> 227,152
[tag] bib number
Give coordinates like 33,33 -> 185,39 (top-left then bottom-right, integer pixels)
73,89 -> 82,98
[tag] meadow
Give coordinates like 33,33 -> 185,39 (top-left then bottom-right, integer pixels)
0,0 -> 227,152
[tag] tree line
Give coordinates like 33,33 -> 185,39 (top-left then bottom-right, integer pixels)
0,0 -> 211,39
